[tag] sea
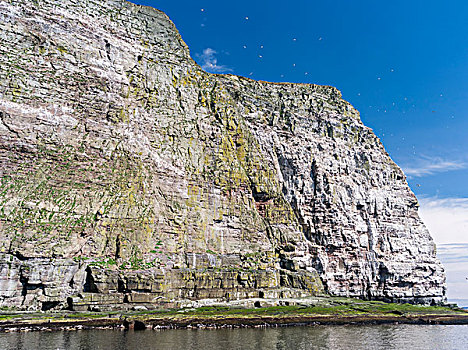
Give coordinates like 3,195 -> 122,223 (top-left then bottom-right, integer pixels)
0,325 -> 467,350
450,299 -> 468,310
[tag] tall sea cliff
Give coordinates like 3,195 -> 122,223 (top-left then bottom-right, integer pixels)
0,0 -> 445,311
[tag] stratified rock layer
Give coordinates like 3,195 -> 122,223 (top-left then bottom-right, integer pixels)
0,0 -> 445,311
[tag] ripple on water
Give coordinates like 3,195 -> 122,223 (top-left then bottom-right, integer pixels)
0,324 -> 467,350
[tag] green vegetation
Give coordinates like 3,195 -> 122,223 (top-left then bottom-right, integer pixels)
160,299 -> 465,318
0,297 -> 466,330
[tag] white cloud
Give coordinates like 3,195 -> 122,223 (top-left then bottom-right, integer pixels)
196,48 -> 232,73
419,197 -> 468,244
437,243 -> 468,264
436,243 -> 468,302
402,156 -> 466,177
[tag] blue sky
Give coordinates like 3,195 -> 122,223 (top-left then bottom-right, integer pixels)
131,0 -> 468,299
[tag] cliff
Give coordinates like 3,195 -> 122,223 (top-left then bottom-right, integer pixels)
0,0 -> 445,311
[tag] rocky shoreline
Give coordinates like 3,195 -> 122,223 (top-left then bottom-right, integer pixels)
2,313 -> 468,333
1,297 -> 467,332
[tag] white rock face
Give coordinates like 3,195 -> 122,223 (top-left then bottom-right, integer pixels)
218,77 -> 446,303
0,0 -> 445,310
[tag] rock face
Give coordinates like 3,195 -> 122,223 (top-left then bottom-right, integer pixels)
0,0 -> 445,311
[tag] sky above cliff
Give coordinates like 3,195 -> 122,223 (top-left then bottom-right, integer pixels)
132,0 -> 468,247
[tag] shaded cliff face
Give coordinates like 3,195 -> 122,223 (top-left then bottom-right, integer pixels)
0,0 -> 445,310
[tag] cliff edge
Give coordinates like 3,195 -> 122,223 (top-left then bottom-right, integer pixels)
0,0 -> 445,311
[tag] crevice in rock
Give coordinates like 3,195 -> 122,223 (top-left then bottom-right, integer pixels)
0,111 -> 19,136
20,275 -> 28,298
19,271 -> 46,306
104,39 -> 111,61
115,234 -> 121,260
118,278 -> 127,293
13,251 -> 30,261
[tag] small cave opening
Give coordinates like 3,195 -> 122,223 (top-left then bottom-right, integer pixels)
41,301 -> 60,311
252,190 -> 271,203
66,297 -> 74,311
83,267 -> 98,293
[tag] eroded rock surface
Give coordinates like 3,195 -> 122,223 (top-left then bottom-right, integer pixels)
0,0 -> 445,310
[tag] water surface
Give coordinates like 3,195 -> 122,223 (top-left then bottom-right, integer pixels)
0,325 -> 467,350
